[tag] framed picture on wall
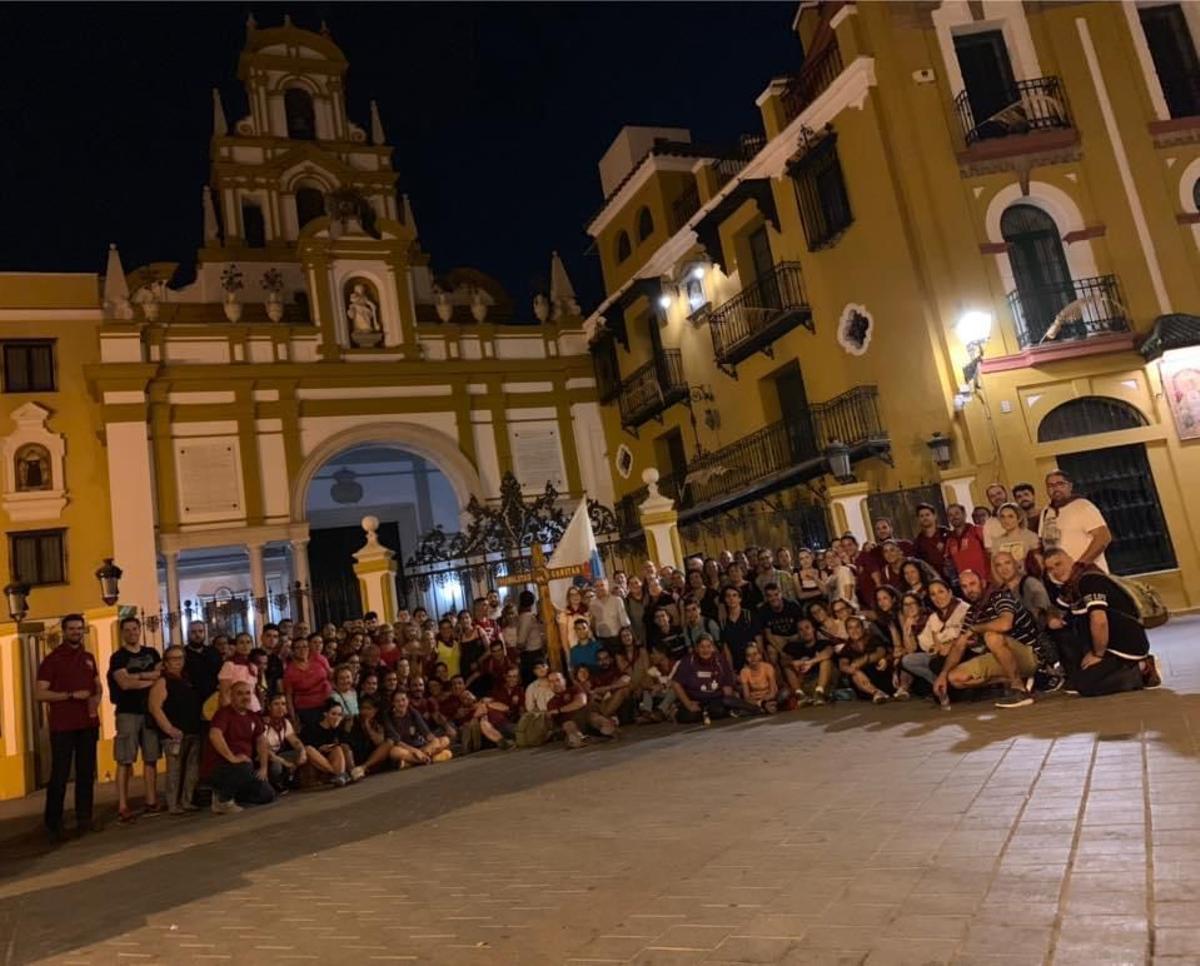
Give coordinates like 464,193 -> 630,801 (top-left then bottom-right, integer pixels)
1160,357 -> 1200,441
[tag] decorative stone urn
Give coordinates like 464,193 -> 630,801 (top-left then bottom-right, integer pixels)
265,293 -> 285,322
222,294 -> 243,323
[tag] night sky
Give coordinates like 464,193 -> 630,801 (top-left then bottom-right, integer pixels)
0,4 -> 799,310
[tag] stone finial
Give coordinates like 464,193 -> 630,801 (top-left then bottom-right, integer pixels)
642,467 -> 660,496
202,185 -> 220,244
533,293 -> 551,323
550,250 -> 581,319
470,286 -> 489,323
103,244 -> 134,320
353,514 -> 395,564
369,100 -> 385,146
212,88 -> 228,137
362,514 -> 380,546
402,194 -> 418,236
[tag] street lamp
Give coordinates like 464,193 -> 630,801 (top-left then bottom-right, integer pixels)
955,310 -> 993,387
95,558 -> 123,606
926,432 -> 953,469
4,582 -> 29,623
824,439 -> 853,484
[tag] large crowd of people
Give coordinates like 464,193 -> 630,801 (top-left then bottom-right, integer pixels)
34,470 -> 1162,841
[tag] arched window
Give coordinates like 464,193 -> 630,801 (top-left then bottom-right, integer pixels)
1193,176 -> 1200,212
14,443 -> 51,491
1001,203 -> 1072,345
295,185 -> 326,229
636,206 -> 654,242
615,230 -> 632,264
1037,396 -> 1147,443
284,87 -> 317,140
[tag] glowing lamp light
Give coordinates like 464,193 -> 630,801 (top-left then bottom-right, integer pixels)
657,293 -> 672,311
690,265 -> 705,281
955,310 -> 993,349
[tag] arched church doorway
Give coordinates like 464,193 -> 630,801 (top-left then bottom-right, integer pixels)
304,444 -> 459,628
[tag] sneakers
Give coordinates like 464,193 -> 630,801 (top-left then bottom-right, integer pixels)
937,693 -> 952,711
331,773 -> 350,787
811,688 -> 827,706
995,687 -> 1034,709
893,688 -> 911,702
872,692 -> 890,705
431,749 -> 453,763
211,798 -> 243,815
349,766 -> 366,782
1141,654 -> 1162,689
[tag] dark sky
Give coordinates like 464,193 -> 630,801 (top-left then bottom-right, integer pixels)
0,3 -> 799,310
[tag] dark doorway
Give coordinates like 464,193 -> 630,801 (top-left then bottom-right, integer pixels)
308,522 -> 403,628
1139,4 -> 1200,119
954,29 -> 1017,136
748,225 -> 780,309
242,202 -> 266,248
284,87 -> 317,140
1001,203 -> 1073,343
296,187 -> 325,229
773,361 -> 816,462
1055,444 -> 1176,576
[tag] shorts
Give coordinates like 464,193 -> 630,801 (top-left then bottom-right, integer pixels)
115,713 -> 161,766
957,640 -> 1038,684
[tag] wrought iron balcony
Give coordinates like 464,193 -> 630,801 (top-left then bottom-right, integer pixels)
780,40 -> 844,124
617,349 -> 688,430
671,182 -> 700,233
955,76 -> 1073,147
708,262 -> 813,371
1007,274 -> 1131,349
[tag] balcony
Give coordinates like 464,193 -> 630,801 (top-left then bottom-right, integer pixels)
1007,274 -> 1131,349
781,39 -> 844,124
617,349 -> 688,431
955,76 -> 1073,147
614,386 -> 888,534
708,262 -> 813,372
670,182 -> 700,233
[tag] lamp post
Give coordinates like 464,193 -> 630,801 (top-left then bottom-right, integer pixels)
825,439 -> 853,484
95,558 -> 123,607
4,582 -> 29,623
926,432 -> 953,469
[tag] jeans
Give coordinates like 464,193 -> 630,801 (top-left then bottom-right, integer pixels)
901,651 -> 945,686
165,734 -> 201,809
45,727 -> 98,831
209,761 -> 276,806
1055,628 -> 1143,697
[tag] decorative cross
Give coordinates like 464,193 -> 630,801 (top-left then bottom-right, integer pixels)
496,544 -> 588,671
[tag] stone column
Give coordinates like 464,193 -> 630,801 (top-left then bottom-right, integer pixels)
938,470 -> 978,514
637,468 -> 684,570
827,481 -> 872,544
163,551 -> 182,646
0,624 -> 35,799
247,542 -> 267,638
85,606 -> 121,785
290,538 -> 313,626
352,516 -> 400,623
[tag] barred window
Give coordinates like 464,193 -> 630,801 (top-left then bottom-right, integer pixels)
789,131 -> 852,251
591,333 -> 622,404
2,340 -> 56,393
9,529 -> 66,586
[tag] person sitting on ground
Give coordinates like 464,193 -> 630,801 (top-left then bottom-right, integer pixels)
992,549 -> 1061,687
147,645 -> 202,814
384,689 -> 454,765
933,570 -> 1041,710
807,600 -> 847,648
757,582 -> 804,672
901,579 -> 968,709
545,670 -> 617,748
473,665 -> 524,748
346,694 -> 396,775
299,698 -> 363,786
474,639 -> 511,699
263,693 -> 307,792
614,624 -> 650,693
588,647 -> 633,722
376,625 -> 403,669
635,648 -> 678,722
441,674 -> 478,732
872,587 -> 910,699
433,617 -> 462,678
201,681 -> 275,814
782,617 -> 835,706
1042,547 -> 1160,696
424,679 -> 459,741
671,633 -> 741,724
566,617 -> 603,676
839,615 -> 893,704
738,642 -> 781,714
648,605 -> 689,664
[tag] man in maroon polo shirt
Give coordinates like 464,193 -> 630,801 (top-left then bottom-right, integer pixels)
946,503 -> 989,586
201,681 -> 274,814
913,503 -> 952,579
36,613 -> 102,842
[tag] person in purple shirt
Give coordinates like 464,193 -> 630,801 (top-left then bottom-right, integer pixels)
671,634 -> 758,723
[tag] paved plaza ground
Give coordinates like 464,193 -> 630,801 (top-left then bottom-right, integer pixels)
1,618 -> 1198,966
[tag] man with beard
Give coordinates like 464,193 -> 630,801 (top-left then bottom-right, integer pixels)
1012,482 -> 1041,532
1039,471 -> 1111,573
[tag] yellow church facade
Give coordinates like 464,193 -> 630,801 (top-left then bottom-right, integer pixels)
0,18 -> 608,799
587,0 -> 1200,610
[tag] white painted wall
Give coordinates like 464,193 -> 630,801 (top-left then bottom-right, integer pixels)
106,422 -> 160,618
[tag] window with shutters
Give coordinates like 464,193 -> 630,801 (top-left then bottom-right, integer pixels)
8,528 -> 66,586
789,130 -> 852,250
2,341 -> 56,393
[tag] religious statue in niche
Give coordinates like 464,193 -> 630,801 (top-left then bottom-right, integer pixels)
15,444 -> 51,491
345,278 -> 383,348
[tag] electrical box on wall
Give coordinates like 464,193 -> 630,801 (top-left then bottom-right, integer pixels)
912,68 -> 936,84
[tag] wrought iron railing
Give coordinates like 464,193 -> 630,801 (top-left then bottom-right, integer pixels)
954,76 -> 1073,147
617,349 -> 689,429
671,182 -> 701,232
708,262 -> 812,368
1006,274 -> 1130,348
713,135 -> 766,187
781,40 -> 844,123
615,386 -> 885,533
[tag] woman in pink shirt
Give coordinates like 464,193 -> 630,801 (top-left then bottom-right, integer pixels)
284,634 -> 332,733
218,633 -> 262,713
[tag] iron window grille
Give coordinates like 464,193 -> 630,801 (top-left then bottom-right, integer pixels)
789,129 -> 853,251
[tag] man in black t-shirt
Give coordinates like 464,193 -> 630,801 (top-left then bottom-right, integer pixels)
719,585 -> 761,672
1043,548 -> 1157,697
183,621 -> 222,704
756,584 -> 804,669
107,616 -> 163,820
781,617 -> 836,705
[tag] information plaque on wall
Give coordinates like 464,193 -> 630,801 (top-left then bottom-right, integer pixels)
177,441 -> 243,516
510,423 -> 566,492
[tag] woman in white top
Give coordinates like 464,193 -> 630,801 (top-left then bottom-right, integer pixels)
901,579 -> 969,710
819,549 -> 858,611
218,632 -> 261,713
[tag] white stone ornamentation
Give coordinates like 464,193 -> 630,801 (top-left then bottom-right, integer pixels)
3,403 -> 68,521
836,303 -> 874,357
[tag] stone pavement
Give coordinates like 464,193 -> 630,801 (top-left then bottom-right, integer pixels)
1,618 -> 1198,966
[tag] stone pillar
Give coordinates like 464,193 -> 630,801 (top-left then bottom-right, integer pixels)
637,468 -> 684,570
247,542 -> 267,639
0,624 -> 34,800
85,606 -> 121,785
289,538 -> 314,626
352,516 -> 400,623
939,470 -> 978,514
104,421 -> 160,625
828,481 -> 872,545
163,551 -> 182,646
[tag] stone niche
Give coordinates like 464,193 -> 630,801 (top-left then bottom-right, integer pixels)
2,402 -> 68,521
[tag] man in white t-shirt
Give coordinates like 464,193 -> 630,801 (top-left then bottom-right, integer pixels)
1039,471 -> 1111,573
981,482 -> 1010,550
